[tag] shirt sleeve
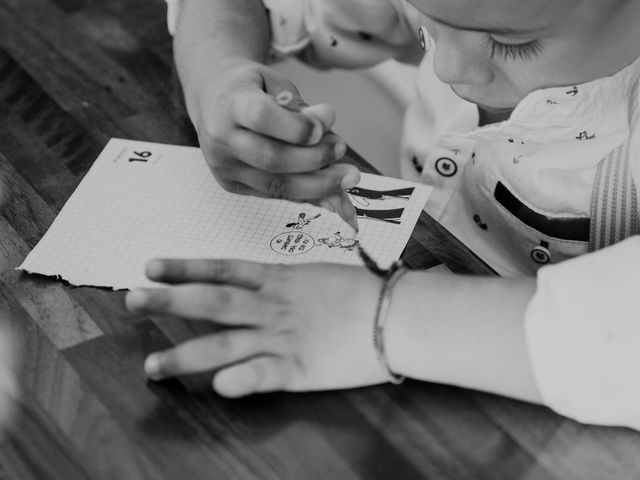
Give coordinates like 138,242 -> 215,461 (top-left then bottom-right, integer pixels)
525,236 -> 640,430
263,0 -> 421,68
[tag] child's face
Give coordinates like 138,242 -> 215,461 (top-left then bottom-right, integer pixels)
408,0 -> 639,111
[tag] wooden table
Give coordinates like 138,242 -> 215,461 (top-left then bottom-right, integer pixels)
1,1 -> 639,479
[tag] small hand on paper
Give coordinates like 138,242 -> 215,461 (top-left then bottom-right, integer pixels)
190,60 -> 361,202
125,258 -> 388,396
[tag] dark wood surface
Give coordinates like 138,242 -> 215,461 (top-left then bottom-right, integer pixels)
1,1 -> 639,479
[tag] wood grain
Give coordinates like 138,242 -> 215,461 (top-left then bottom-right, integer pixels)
0,1 -> 638,479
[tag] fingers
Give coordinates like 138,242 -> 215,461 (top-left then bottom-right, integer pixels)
224,129 -> 346,173
143,329 -> 263,380
320,192 -> 359,233
145,339 -> 291,398
126,284 -> 269,325
145,258 -> 270,288
234,162 -> 360,201
232,89 -> 330,146
199,73 -> 356,204
213,356 -> 290,398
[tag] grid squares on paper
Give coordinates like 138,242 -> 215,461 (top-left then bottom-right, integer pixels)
19,139 -> 431,289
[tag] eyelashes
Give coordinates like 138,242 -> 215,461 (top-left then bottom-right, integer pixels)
487,38 -> 542,61
416,24 -> 543,62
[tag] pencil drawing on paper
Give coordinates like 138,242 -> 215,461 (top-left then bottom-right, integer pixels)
347,186 -> 414,206
270,212 -> 360,255
285,212 -> 321,230
317,232 -> 359,251
271,231 -> 315,255
345,186 -> 414,224
354,207 -> 404,225
18,139 -> 431,289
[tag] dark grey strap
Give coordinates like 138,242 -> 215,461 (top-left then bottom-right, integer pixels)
589,84 -> 640,252
589,143 -> 640,251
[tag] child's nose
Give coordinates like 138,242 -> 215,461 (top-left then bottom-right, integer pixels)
432,31 -> 493,86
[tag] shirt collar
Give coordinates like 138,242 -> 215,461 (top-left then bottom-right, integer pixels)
466,55 -> 640,142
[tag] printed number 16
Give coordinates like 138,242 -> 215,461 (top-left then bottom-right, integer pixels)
129,151 -> 152,162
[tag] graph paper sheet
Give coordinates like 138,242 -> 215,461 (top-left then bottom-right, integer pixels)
19,139 -> 432,289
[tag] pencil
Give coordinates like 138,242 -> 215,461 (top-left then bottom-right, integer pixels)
275,91 -> 360,233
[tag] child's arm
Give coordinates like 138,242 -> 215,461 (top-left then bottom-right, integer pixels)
387,270 -> 541,403
173,0 -> 271,121
127,239 -> 640,429
172,0 -> 360,208
125,259 -> 542,403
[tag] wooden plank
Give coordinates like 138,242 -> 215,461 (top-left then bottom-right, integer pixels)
64,337 -> 289,480
0,289 -> 165,480
0,0 -> 157,115
410,212 -> 497,274
342,383 -> 557,480
67,321 -> 435,479
0,292 -> 166,480
0,48 -> 108,185
473,393 -> 640,479
0,3 -> 192,147
1,398 -> 97,480
80,0 -> 173,61
0,219 -> 103,350
0,152 -> 104,349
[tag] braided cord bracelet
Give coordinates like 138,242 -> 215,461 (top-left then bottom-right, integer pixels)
358,247 -> 408,384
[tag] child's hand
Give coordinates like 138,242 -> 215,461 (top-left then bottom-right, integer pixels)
189,61 -> 360,203
125,258 -> 387,397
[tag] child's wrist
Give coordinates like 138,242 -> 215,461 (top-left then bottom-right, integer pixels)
384,270 -> 439,381
384,271 -> 417,379
358,248 -> 411,383
374,265 -> 409,384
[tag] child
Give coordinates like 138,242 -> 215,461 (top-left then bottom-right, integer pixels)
126,0 -> 640,430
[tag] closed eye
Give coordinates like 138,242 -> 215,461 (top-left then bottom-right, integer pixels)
487,37 -> 542,61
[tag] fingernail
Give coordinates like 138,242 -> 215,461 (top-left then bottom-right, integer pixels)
349,211 -> 359,234
334,141 -> 346,160
308,121 -> 323,145
341,171 -> 361,190
146,259 -> 164,279
144,354 -> 163,381
126,290 -> 148,310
